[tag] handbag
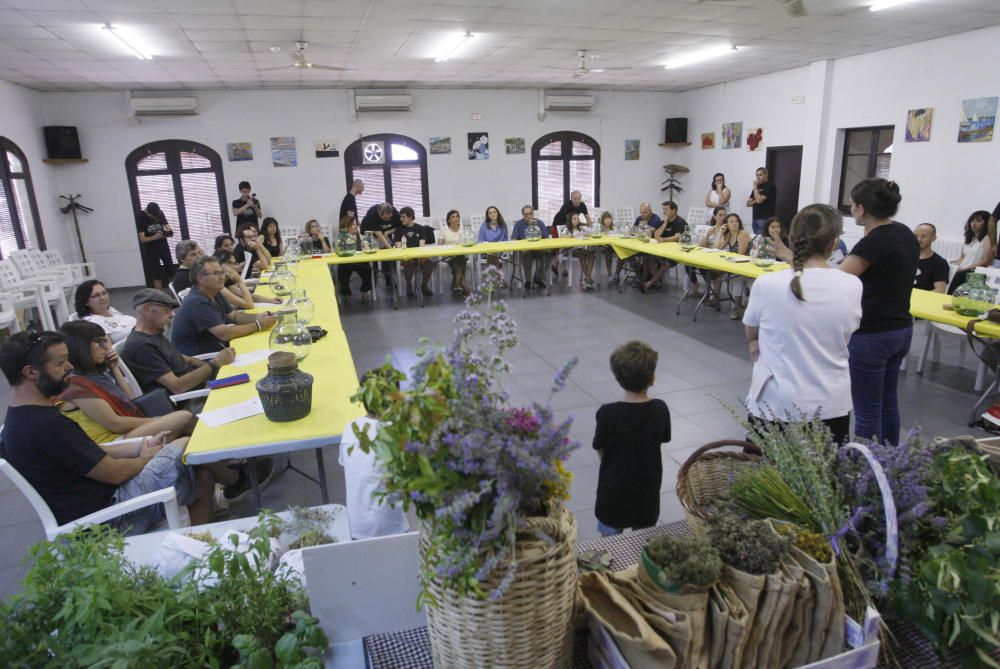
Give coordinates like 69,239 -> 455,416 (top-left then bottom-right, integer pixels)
132,387 -> 175,417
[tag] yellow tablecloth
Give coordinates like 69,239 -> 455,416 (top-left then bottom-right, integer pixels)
612,239 -> 791,278
909,288 -> 1000,337
323,235 -> 615,265
184,258 -> 362,465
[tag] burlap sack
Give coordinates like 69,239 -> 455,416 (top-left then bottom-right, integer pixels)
707,583 -> 748,669
786,545 -> 834,664
578,571 -> 678,669
608,568 -> 694,667
771,557 -> 811,669
818,553 -> 846,660
744,569 -> 795,669
632,563 -> 711,669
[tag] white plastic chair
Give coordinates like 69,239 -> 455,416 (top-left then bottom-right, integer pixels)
0,435 -> 188,542
686,206 -> 710,227
0,261 -> 67,329
113,340 -> 212,403
614,207 -> 636,229
0,292 -> 22,333
40,249 -> 95,284
469,214 -> 485,228
10,250 -> 78,295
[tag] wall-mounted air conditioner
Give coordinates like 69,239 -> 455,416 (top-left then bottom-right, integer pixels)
129,96 -> 199,116
544,94 -> 595,112
354,93 -> 412,112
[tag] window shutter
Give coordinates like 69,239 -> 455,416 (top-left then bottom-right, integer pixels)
180,172 -> 224,242
537,160 -> 564,214
390,165 -> 423,215
0,182 -> 19,258
351,166 -> 386,217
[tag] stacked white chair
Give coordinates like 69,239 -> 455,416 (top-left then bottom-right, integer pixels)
10,250 -> 79,297
614,207 -> 636,229
686,206 -> 710,227
40,250 -> 95,285
0,261 -> 68,329
0,292 -> 22,334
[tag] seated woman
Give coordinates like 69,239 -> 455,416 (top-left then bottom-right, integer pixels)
437,209 -> 470,296
751,217 -> 793,263
713,212 -> 752,319
214,234 -> 244,275
261,217 -> 283,258
565,212 -> 597,290
74,279 -> 136,343
213,249 -> 282,308
303,219 -> 332,254
336,215 -> 373,305
477,205 -> 509,288
686,206 -> 727,299
598,211 -> 620,283
948,210 -> 993,293
57,320 -> 196,443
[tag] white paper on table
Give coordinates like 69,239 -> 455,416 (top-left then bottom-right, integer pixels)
199,398 -> 265,427
230,349 -> 272,367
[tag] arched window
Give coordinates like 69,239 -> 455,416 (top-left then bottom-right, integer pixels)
344,134 -> 429,217
531,131 -> 601,213
125,140 -> 230,245
0,137 -> 45,258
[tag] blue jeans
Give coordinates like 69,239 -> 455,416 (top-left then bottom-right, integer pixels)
848,327 -> 912,446
597,521 -> 623,537
752,218 -> 767,235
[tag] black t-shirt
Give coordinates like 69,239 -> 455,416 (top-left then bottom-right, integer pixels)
136,212 -> 170,245
593,399 -> 671,529
340,192 -> 358,220
172,267 -> 191,293
552,200 -> 589,228
233,243 -> 262,270
309,236 -> 331,253
750,181 -> 777,219
360,205 -> 401,242
262,239 -> 281,258
1,405 -> 116,526
232,197 -> 260,229
170,288 -> 234,355
850,221 -> 919,333
391,223 -> 434,248
914,252 -> 949,291
122,330 -> 203,393
656,215 -> 687,240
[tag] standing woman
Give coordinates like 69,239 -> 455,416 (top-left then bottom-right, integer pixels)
947,210 -> 993,293
743,204 -> 862,445
840,178 -> 918,445
713,213 -> 751,319
437,209 -> 470,296
261,217 -> 283,258
704,172 -> 732,210
136,202 -> 175,289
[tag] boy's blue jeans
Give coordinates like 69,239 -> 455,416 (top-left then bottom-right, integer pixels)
597,521 -> 622,537
848,326 -> 912,446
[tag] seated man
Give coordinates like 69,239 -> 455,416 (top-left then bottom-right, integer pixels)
511,204 -> 552,289
171,239 -> 202,294
0,330 -> 243,532
643,200 -> 687,292
171,256 -> 277,356
914,222 -> 949,293
633,201 -> 662,232
391,206 -> 435,298
233,224 -> 272,276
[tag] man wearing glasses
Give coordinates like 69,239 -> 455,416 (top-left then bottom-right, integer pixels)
170,256 -> 277,356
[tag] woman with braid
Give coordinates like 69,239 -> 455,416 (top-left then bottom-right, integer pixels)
742,204 -> 862,445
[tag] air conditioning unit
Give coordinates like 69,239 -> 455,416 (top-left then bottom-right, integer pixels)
544,94 -> 594,112
128,96 -> 199,117
354,93 -> 412,112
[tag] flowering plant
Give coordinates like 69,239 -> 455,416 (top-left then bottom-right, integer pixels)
351,266 -> 579,602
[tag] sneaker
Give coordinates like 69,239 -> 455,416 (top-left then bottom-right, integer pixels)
223,457 -> 276,503
983,402 -> 1000,427
729,308 -> 741,320
212,483 -> 230,516
533,279 -> 547,289
406,286 -> 415,299
608,276 -> 616,286
421,285 -> 434,297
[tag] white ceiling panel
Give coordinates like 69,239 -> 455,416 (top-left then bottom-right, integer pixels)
3,0 -> 87,9
153,0 -> 236,13
171,14 -> 245,30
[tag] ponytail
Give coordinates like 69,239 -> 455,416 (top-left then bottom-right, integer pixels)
787,204 -> 844,302
789,234 -> 810,301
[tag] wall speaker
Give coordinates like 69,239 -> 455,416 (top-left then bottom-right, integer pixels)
43,126 -> 82,160
665,118 -> 688,144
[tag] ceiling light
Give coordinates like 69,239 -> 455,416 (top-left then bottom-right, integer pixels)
435,32 -> 474,63
663,44 -> 737,69
869,0 -> 913,10
102,24 -> 151,60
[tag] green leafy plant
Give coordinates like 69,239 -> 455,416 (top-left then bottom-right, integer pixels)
644,534 -> 722,587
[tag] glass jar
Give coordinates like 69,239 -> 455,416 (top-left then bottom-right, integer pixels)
637,222 -> 652,243
525,221 -> 542,242
589,220 -> 604,238
750,236 -> 776,267
287,289 -> 315,326
459,224 -> 476,247
270,264 -> 296,298
679,224 -> 695,250
335,230 -> 357,257
268,308 -> 312,361
256,351 -> 314,422
952,272 -> 997,316
362,232 -> 378,254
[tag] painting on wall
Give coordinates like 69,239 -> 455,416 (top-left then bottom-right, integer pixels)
958,97 -> 997,143
429,137 -> 451,154
905,108 -> 933,142
226,142 -> 253,162
624,139 -> 640,161
746,127 -> 764,152
468,133 -> 489,160
700,133 -> 715,150
270,136 -> 297,167
313,139 -> 339,158
505,137 -> 525,154
721,122 -> 742,149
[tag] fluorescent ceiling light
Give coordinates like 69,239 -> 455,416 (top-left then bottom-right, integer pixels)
102,23 -> 151,60
664,44 -> 737,69
435,32 -> 474,63
869,0 -> 913,10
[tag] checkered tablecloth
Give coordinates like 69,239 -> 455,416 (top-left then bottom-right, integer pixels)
361,520 -> 997,669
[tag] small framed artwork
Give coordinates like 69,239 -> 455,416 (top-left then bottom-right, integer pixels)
468,133 -> 489,160
624,139 -> 640,161
226,142 -> 253,161
746,127 -> 764,152
505,137 -> 525,154
700,133 -> 715,150
430,137 -> 451,154
958,97 -> 997,143
721,122 -> 742,149
905,108 -> 933,142
270,137 -> 297,167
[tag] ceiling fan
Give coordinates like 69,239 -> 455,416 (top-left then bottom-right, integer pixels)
261,41 -> 349,72
696,0 -> 806,16
544,50 -> 628,78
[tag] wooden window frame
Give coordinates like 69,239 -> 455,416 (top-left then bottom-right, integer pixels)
0,137 -> 45,256
837,125 -> 894,214
344,134 -> 430,216
531,131 -> 601,210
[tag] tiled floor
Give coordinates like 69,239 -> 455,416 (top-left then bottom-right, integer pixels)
0,272 -> 987,600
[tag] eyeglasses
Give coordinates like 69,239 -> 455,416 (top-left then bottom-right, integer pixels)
26,330 -> 44,355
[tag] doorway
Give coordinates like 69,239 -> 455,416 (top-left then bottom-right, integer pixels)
765,145 -> 803,225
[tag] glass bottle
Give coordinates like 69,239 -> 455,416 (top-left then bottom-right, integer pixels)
637,222 -> 652,242
952,272 -> 997,316
459,224 -> 476,247
287,288 -> 315,326
589,219 -> 603,238
270,264 -> 296,298
268,308 -> 312,361
525,220 -> 542,242
679,224 -> 695,250
362,232 -> 378,254
335,230 -> 357,257
750,236 -> 775,267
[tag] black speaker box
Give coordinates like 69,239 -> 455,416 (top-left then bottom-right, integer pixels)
43,126 -> 82,160
665,117 -> 688,144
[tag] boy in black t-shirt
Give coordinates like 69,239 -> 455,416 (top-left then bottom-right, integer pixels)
391,206 -> 435,298
592,341 -> 671,536
232,181 -> 261,230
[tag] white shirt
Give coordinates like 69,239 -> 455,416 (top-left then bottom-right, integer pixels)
83,308 -> 136,343
959,238 -> 984,271
338,417 -> 409,540
742,268 -> 862,420
438,225 -> 462,245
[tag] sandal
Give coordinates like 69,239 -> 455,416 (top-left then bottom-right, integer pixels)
361,293 -> 370,305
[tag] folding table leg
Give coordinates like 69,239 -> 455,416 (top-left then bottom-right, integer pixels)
315,448 -> 330,505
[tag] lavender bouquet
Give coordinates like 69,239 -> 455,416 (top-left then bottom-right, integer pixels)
351,266 -> 579,602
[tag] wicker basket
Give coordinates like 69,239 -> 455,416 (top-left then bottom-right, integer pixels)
676,439 -> 762,536
255,351 -> 314,422
420,502 -> 577,669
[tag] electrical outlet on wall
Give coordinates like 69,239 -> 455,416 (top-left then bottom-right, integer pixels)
791,95 -> 805,104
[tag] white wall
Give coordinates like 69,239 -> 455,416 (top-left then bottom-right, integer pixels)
37,88 -> 675,287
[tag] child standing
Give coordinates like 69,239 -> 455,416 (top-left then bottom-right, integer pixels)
339,370 -> 410,540
593,341 -> 671,536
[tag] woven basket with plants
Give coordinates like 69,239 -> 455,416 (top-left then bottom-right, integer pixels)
676,439 -> 762,535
